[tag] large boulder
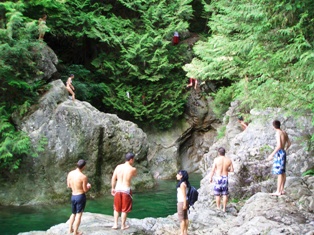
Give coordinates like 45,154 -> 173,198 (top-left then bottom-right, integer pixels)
1,80 -> 153,205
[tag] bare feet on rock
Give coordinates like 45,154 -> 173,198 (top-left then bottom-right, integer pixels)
270,192 -> 281,196
121,225 -> 130,230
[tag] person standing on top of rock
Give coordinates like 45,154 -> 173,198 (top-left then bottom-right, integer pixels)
66,74 -> 75,101
267,120 -> 291,196
208,147 -> 234,212
173,31 -> 180,45
111,152 -> 137,230
176,170 -> 190,235
38,14 -> 48,40
67,159 -> 91,235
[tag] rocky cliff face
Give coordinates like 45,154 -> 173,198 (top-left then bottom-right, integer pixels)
145,88 -> 218,179
1,80 -> 153,205
200,101 -> 314,200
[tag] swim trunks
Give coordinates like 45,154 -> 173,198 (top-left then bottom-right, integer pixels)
272,149 -> 286,175
214,176 -> 229,196
71,193 -> 86,214
114,189 -> 133,213
177,202 -> 188,221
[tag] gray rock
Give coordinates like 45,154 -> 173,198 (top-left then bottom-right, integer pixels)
2,80 -> 153,205
200,102 -> 314,200
19,185 -> 314,234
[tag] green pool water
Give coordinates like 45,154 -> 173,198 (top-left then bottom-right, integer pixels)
0,174 -> 201,235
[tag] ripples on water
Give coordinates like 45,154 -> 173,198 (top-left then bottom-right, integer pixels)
0,173 -> 201,235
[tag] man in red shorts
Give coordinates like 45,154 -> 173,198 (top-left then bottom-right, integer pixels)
111,152 -> 137,230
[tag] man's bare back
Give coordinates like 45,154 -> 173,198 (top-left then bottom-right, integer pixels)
212,156 -> 233,177
111,159 -> 137,196
208,147 -> 234,211
208,148 -> 234,183
113,162 -> 137,189
67,169 -> 90,195
67,159 -> 91,235
111,153 -> 137,230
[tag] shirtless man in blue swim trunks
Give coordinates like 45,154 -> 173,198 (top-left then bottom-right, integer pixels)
208,147 -> 234,212
267,120 -> 291,196
67,159 -> 91,235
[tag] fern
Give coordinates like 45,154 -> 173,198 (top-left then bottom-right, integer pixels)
183,0 -> 314,133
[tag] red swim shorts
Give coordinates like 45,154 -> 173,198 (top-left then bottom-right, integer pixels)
114,190 -> 133,213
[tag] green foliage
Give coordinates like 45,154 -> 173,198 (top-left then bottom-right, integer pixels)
302,169 -> 314,177
184,0 -> 314,132
0,108 -> 29,172
22,0 -> 194,129
211,85 -> 235,117
0,0 -> 196,171
0,2 -> 44,111
217,125 -> 226,139
0,2 -> 48,172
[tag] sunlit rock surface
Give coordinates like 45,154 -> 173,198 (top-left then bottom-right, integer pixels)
1,80 -> 153,205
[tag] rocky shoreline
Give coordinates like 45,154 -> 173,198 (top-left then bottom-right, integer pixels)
19,177 -> 314,235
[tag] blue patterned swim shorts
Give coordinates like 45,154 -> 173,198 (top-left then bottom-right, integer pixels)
272,149 -> 286,175
214,176 -> 229,196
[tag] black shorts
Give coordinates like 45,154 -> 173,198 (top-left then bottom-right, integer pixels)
71,194 -> 86,214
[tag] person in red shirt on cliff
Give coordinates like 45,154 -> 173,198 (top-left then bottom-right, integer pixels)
173,31 -> 179,45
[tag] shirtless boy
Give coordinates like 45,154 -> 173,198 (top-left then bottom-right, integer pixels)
67,159 -> 91,235
111,152 -> 137,230
208,147 -> 234,212
267,120 -> 291,196
66,74 -> 75,101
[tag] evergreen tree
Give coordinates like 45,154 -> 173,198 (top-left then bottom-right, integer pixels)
0,1 -> 46,173
184,0 -> 314,127
24,0 -> 194,129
